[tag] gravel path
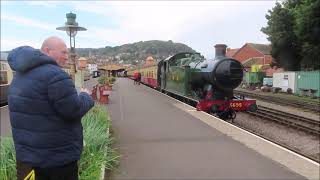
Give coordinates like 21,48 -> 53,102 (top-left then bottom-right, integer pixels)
235,112 -> 320,162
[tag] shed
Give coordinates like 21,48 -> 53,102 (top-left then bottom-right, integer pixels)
273,72 -> 296,93
98,64 -> 125,77
295,71 -> 320,97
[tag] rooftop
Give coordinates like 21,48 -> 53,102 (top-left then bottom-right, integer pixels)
226,48 -> 239,57
247,43 -> 271,55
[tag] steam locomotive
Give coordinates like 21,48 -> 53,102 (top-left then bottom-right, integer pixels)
127,44 -> 257,120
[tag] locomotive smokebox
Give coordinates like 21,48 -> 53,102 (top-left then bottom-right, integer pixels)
190,44 -> 243,92
214,44 -> 227,58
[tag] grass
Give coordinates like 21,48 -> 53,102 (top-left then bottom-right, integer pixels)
0,104 -> 119,180
0,138 -> 16,180
79,104 -> 120,180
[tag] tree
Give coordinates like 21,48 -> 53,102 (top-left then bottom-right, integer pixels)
261,2 -> 301,71
294,0 -> 320,70
262,0 -> 320,70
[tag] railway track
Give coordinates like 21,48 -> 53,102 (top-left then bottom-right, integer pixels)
247,106 -> 320,136
234,90 -> 320,113
163,87 -> 320,136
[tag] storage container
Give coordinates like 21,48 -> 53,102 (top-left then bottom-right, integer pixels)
244,72 -> 265,85
263,78 -> 273,86
272,72 -> 296,93
295,71 -> 320,97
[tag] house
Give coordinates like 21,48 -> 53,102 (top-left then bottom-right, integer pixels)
78,57 -> 88,69
226,43 -> 273,65
87,63 -> 98,75
145,56 -> 156,66
226,48 -> 239,58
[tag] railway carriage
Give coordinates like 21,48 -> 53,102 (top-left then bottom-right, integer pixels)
141,65 -> 157,88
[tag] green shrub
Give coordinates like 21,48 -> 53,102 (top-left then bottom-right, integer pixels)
98,76 -> 108,85
98,76 -> 116,86
109,77 -> 116,84
0,137 -> 16,180
79,104 -> 119,180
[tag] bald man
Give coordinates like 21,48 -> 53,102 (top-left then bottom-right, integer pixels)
41,36 -> 68,67
7,37 -> 94,180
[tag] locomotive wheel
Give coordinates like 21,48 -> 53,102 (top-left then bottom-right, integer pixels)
217,111 -> 228,121
228,110 -> 236,123
217,109 -> 236,122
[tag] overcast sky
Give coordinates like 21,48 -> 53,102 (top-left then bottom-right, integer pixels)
1,1 -> 276,58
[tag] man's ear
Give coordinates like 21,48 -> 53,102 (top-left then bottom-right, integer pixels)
41,47 -> 50,55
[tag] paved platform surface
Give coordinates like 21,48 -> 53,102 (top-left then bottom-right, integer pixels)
108,78 -> 309,180
0,106 -> 11,137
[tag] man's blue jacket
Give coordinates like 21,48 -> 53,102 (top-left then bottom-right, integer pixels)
7,46 -> 94,168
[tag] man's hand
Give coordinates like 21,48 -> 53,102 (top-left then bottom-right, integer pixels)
80,88 -> 91,94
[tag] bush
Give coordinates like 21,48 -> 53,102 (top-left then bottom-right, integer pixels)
98,76 -> 116,85
287,88 -> 293,94
79,104 -> 119,180
109,77 -> 116,84
98,76 -> 108,85
0,138 -> 16,180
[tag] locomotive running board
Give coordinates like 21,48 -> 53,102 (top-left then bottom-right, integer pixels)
161,89 -> 199,105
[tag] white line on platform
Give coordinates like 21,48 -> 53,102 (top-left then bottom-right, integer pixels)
187,109 -> 197,112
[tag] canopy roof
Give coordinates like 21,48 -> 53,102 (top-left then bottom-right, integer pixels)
99,64 -> 125,71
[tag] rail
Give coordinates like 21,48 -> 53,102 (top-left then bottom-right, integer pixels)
247,106 -> 320,136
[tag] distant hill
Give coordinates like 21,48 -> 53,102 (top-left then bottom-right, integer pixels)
76,40 -> 197,65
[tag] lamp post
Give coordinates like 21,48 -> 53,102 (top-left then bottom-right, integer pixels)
56,12 -> 86,81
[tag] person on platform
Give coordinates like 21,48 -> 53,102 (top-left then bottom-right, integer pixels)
137,72 -> 141,85
7,36 -> 94,180
133,71 -> 139,85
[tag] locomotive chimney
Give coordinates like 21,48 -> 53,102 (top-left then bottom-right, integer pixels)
214,44 -> 227,58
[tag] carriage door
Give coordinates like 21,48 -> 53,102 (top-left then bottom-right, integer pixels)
161,61 -> 167,89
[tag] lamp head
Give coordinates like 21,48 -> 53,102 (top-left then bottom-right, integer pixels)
56,12 -> 87,38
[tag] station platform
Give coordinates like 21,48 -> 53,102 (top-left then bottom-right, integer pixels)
108,78 -> 319,180
0,105 -> 11,137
